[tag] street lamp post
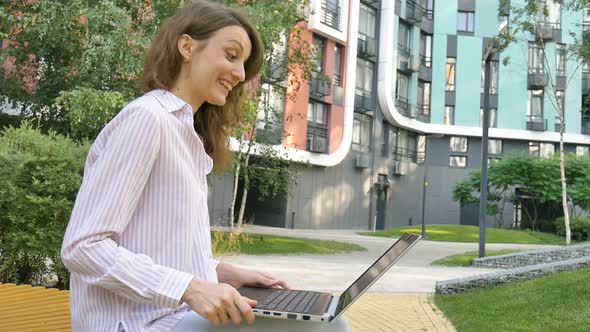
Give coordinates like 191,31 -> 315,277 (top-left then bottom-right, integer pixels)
479,38 -> 500,258
420,136 -> 429,238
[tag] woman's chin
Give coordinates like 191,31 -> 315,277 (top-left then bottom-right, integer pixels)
208,95 -> 227,106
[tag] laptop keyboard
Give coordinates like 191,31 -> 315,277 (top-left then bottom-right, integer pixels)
256,290 -> 320,314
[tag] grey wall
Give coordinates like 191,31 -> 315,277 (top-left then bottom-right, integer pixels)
285,152 -> 373,229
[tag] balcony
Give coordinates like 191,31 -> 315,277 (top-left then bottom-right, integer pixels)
405,0 -> 423,24
396,98 -> 417,118
537,21 -> 560,40
392,146 -> 424,163
357,36 -> 377,59
526,116 -> 547,131
397,46 -> 419,73
310,76 -> 331,97
354,91 -> 376,111
582,115 -> 590,135
528,69 -> 547,88
320,0 -> 341,31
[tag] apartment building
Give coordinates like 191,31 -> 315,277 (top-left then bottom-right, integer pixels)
209,0 -> 590,230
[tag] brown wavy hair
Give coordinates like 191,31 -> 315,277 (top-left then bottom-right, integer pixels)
141,0 -> 263,173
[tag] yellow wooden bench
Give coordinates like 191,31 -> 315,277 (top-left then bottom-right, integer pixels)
0,283 -> 71,332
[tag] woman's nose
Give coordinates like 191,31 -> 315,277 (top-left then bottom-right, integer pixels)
233,64 -> 246,83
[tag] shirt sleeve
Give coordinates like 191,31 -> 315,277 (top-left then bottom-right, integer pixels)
61,106 -> 193,309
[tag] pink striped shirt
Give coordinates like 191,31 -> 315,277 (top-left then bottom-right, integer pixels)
61,89 -> 219,332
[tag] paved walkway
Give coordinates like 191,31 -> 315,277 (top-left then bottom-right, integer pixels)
220,225 -> 557,331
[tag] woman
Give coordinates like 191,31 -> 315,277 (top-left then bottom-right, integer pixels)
61,1 -> 348,332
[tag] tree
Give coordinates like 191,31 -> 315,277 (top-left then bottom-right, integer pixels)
0,0 -> 315,230
221,0 -> 315,230
453,153 -> 590,233
0,0 -> 191,134
496,0 -> 590,244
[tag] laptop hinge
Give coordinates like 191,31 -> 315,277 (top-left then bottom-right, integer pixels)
326,295 -> 339,318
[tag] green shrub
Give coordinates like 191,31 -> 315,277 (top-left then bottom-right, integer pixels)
0,112 -> 23,130
0,122 -> 89,288
54,88 -> 127,141
554,217 -> 590,242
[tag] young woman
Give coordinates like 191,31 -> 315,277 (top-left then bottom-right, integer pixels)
61,1 -> 348,332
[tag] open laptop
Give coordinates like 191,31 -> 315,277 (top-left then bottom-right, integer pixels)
237,233 -> 421,323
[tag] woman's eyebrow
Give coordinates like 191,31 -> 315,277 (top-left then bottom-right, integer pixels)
227,39 -> 244,52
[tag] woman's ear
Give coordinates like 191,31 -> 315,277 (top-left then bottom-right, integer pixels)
177,34 -> 193,62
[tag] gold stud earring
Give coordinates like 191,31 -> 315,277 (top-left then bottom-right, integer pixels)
183,56 -> 189,63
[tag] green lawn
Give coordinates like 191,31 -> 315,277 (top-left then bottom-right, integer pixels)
431,249 -> 524,267
212,231 -> 366,255
435,268 -> 590,332
358,225 -> 567,245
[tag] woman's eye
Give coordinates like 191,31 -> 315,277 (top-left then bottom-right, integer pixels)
226,52 -> 237,61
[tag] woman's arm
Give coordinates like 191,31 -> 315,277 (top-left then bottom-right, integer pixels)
61,106 -> 193,309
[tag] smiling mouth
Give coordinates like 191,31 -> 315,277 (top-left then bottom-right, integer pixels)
218,79 -> 233,94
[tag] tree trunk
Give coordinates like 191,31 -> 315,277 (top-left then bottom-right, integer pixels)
559,120 -> 571,245
229,151 -> 243,231
236,153 -> 251,230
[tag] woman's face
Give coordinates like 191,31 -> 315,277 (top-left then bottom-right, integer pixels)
183,25 -> 253,107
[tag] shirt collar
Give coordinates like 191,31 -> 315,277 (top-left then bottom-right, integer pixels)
147,89 -> 194,125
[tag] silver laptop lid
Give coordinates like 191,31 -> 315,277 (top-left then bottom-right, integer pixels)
332,233 -> 421,319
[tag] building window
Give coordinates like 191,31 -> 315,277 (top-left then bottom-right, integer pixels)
584,5 -> 590,31
529,142 -> 554,157
396,72 -> 409,104
359,3 -> 376,39
535,0 -> 561,27
527,90 -> 544,122
449,136 -> 468,168
307,101 -> 329,153
257,83 -> 285,144
352,112 -> 372,152
577,146 -> 589,156
398,20 -> 411,55
480,108 -> 498,128
356,58 -> 374,96
425,0 -> 434,20
418,80 -> 431,116
450,136 -> 468,153
321,0 -> 341,31
556,43 -> 566,77
312,36 -> 325,73
446,57 -> 456,91
420,32 -> 432,67
334,45 -> 343,86
457,11 -> 475,33
528,42 -> 544,75
444,106 -> 455,125
481,60 -> 499,94
382,122 -> 398,157
488,139 -> 503,155
450,156 -> 467,167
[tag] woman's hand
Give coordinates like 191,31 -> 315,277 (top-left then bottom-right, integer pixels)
216,262 -> 289,289
181,278 -> 256,326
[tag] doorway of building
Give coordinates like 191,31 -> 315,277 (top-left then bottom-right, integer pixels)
375,174 -> 389,230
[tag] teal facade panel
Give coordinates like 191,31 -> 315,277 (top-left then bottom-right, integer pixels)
430,35 -> 447,124
455,36 -> 483,126
475,0 -> 499,37
433,0 -> 457,35
498,42 -> 528,130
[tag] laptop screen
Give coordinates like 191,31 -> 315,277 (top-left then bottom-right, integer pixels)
333,233 -> 420,317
